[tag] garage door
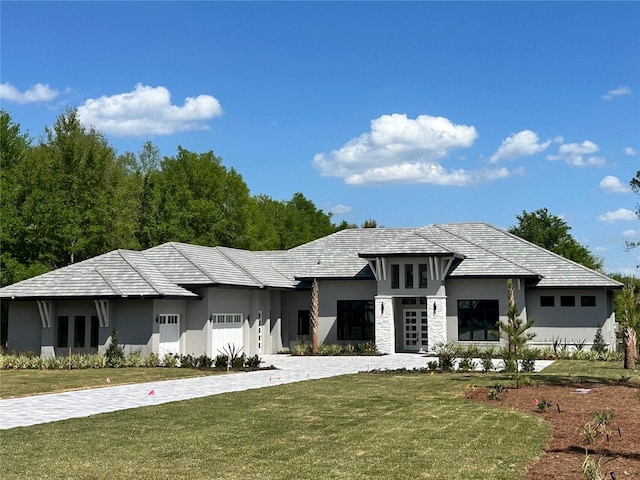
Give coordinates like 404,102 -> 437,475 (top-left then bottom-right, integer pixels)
211,313 -> 244,355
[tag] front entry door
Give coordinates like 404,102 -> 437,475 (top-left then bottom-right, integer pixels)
403,309 -> 428,351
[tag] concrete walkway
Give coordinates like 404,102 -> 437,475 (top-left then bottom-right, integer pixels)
0,355 -> 554,430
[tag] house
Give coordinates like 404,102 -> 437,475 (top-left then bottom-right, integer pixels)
0,223 -> 623,358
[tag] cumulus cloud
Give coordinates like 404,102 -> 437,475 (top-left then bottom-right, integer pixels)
76,84 -> 223,136
623,229 -> 638,238
0,82 -> 59,103
312,113 -> 492,185
489,130 -> 551,163
601,85 -> 632,100
599,176 -> 630,194
546,140 -> 605,167
624,147 -> 637,156
597,208 -> 637,222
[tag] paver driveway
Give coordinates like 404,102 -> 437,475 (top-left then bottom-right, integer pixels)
0,354 -> 553,430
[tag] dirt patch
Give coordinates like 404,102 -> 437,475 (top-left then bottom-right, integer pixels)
468,383 -> 640,479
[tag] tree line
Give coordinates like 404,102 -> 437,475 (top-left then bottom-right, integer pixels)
0,109 -> 351,287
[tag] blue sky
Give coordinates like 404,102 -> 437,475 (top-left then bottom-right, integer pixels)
1,1 -> 639,274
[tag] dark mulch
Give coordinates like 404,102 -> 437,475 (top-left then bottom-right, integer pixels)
468,383 -> 640,479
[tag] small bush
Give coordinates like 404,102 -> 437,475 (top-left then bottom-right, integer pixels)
488,383 -> 504,401
355,342 -> 379,355
105,328 -> 125,368
142,352 -> 160,367
592,324 -> 607,355
434,342 -> 456,372
163,353 -> 178,368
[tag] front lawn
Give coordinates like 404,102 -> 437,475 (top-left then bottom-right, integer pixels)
0,371 -> 549,480
0,367 -> 225,399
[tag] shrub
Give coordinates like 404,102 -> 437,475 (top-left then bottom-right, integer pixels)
196,354 -> 213,369
105,328 -> 125,368
592,324 -> 607,355
427,360 -> 439,371
488,383 -> 504,401
433,342 -> 456,371
520,348 -> 537,373
244,354 -> 261,369
124,352 -> 142,368
480,348 -> 495,373
355,342 -> 378,355
179,354 -> 197,369
457,357 -> 476,372
142,352 -> 160,367
163,353 -> 178,368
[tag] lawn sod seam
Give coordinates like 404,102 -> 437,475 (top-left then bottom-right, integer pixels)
0,373 -> 550,480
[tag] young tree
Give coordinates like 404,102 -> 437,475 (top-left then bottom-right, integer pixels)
509,208 -> 603,271
618,285 -> 639,370
497,279 -> 535,369
310,278 -> 319,355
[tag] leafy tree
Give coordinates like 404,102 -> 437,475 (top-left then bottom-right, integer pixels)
509,208 -> 603,271
497,279 -> 535,370
362,219 -> 379,228
136,147 -> 251,248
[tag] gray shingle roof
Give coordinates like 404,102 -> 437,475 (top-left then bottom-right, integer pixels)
0,222 -> 621,299
0,250 -> 198,299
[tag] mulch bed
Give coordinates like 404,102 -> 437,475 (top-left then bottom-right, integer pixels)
467,382 -> 640,479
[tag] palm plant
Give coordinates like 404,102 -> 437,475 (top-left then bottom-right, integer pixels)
311,278 -> 319,355
618,284 -> 639,370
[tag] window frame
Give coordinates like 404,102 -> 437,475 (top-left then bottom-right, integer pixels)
560,295 -> 576,307
337,300 -> 375,342
457,299 -> 500,342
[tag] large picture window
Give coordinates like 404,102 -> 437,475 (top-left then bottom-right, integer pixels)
337,300 -> 374,341
457,300 -> 499,341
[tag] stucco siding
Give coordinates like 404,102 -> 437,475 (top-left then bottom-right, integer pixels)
6,301 -> 41,353
525,288 -> 615,349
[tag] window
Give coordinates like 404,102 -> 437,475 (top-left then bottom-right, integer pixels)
401,298 -> 417,305
457,300 -> 499,341
391,264 -> 400,289
74,316 -> 86,348
419,264 -> 428,288
560,296 -> 575,307
298,310 -> 310,335
337,300 -> 374,341
210,314 -> 241,324
57,316 -> 69,348
540,296 -> 555,307
581,295 -> 596,307
90,316 -> 99,348
405,264 -> 414,288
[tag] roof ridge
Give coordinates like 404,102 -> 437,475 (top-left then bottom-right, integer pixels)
118,250 -> 162,295
94,265 -> 123,296
216,247 -> 265,288
435,224 -> 542,277
487,224 -> 623,284
168,242 -> 221,284
412,227 -> 460,256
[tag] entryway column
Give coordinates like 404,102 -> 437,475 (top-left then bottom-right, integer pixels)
426,295 -> 447,352
374,295 -> 395,354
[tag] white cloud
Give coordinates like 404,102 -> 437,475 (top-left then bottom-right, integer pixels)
546,140 -> 605,167
599,176 -> 630,194
76,84 -> 223,136
624,147 -> 637,156
597,208 -> 637,222
0,82 -> 58,103
313,113 -> 488,185
489,130 -> 551,163
328,204 -> 352,215
623,229 -> 638,238
601,85 -> 632,100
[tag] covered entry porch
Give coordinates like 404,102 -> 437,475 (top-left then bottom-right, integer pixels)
374,295 -> 447,354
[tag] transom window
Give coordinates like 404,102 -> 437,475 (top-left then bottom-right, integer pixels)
159,314 -> 181,324
581,296 -> 596,307
560,296 -> 575,307
457,300 -> 499,342
210,313 -> 242,324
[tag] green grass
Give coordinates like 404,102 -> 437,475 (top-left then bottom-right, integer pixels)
1,360 -> 634,479
536,359 -> 640,385
0,372 -> 550,480
0,368 -> 224,399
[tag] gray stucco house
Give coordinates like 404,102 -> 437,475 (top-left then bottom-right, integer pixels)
0,223 -> 623,358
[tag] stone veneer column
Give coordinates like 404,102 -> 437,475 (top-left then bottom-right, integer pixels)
427,295 -> 447,352
374,295 -> 395,354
